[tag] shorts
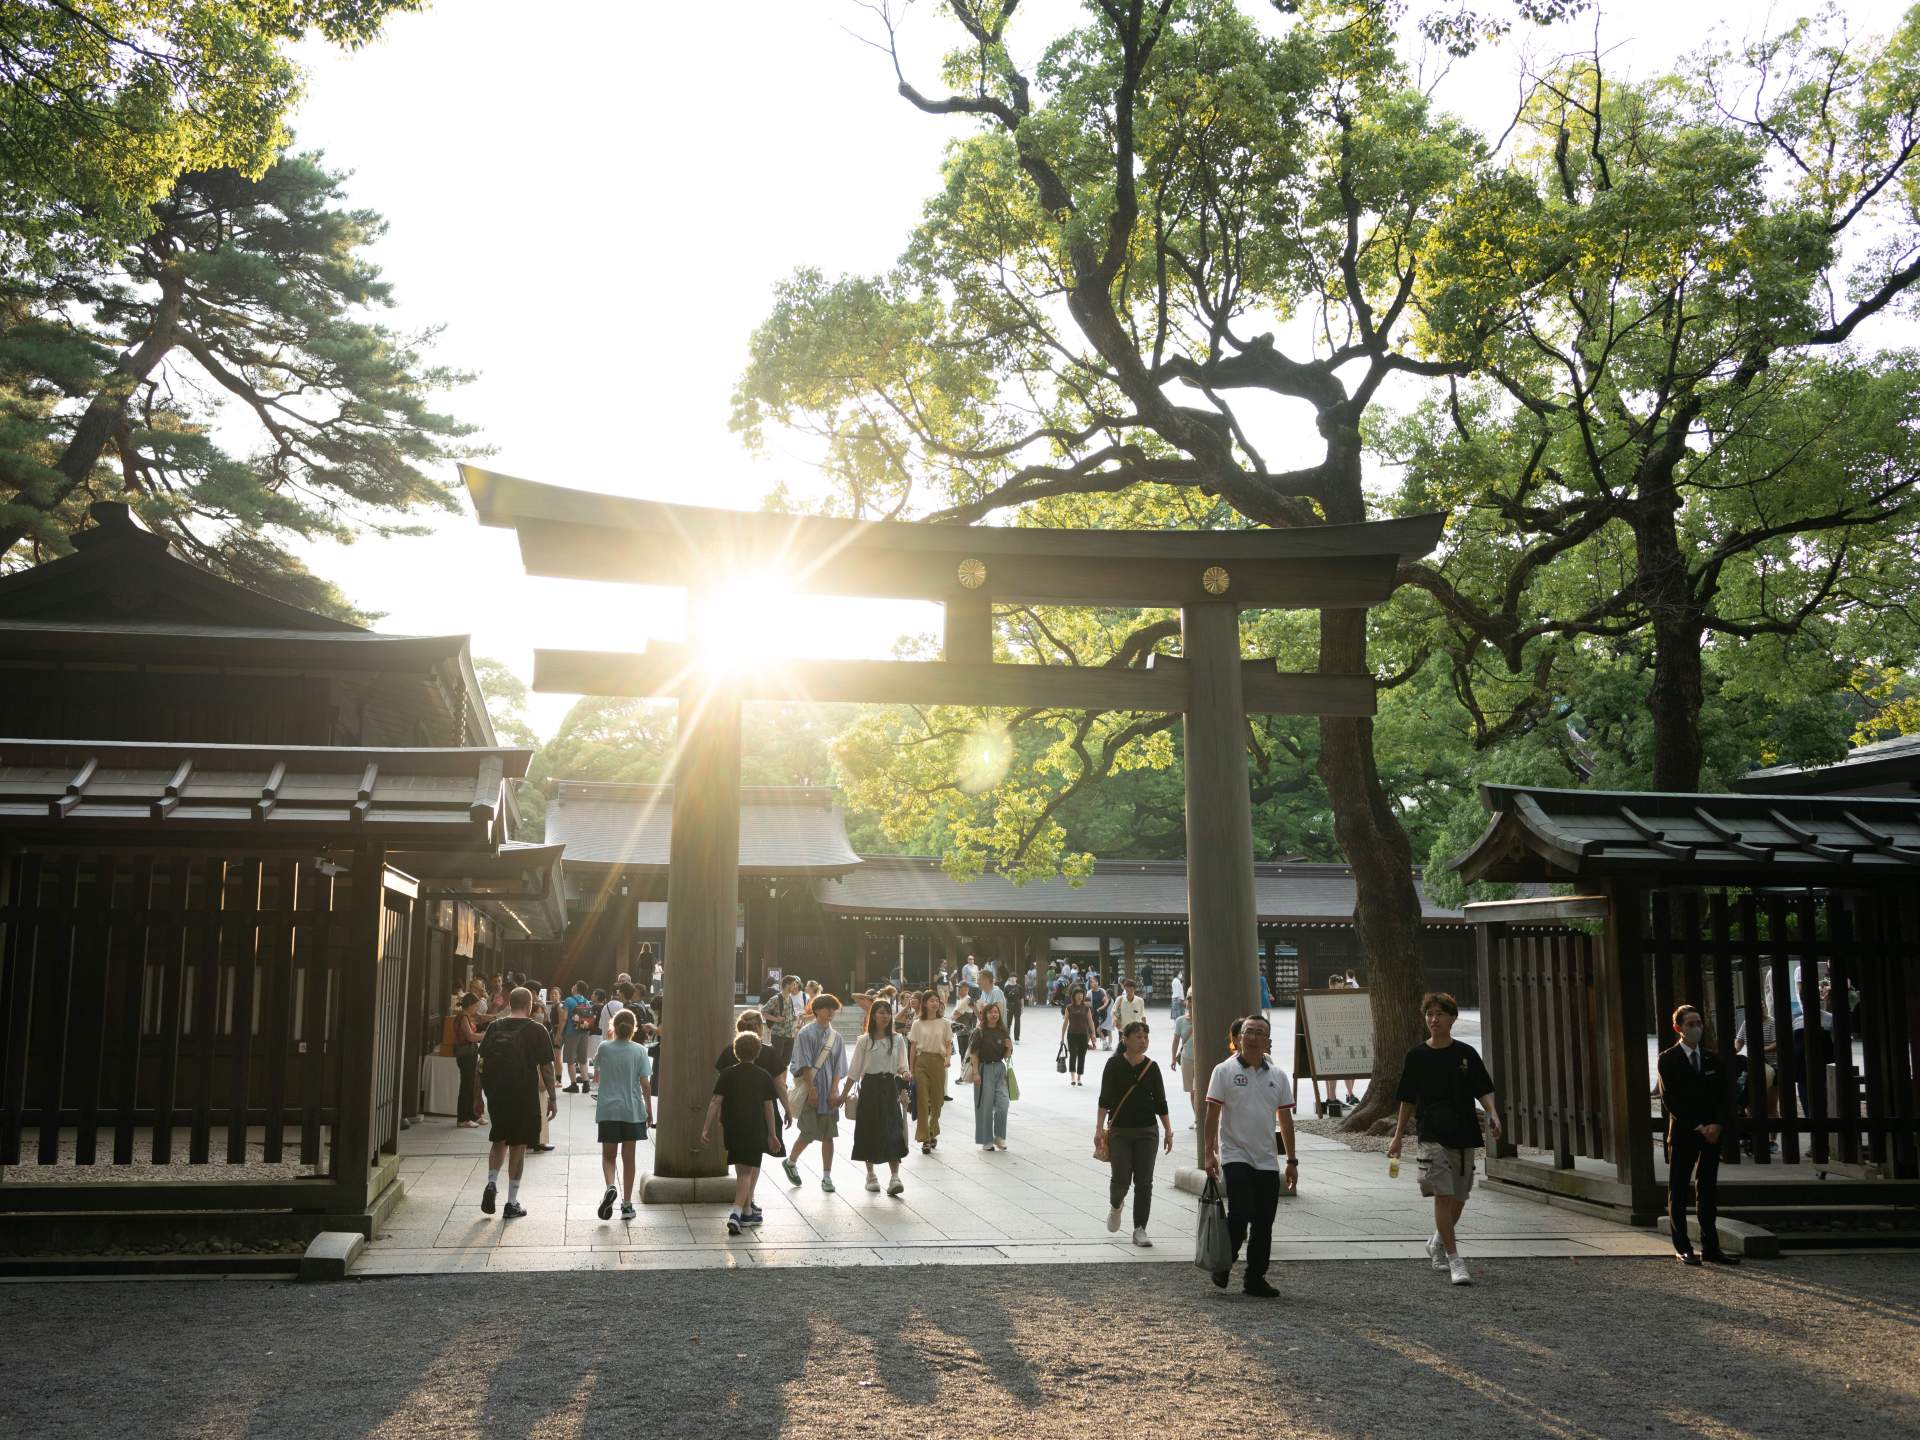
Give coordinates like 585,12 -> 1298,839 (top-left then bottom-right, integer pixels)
1417,1142 -> 1476,1199
598,1120 -> 648,1144
586,1034 -> 602,1060
563,1032 -> 589,1064
484,1089 -> 540,1148
797,1107 -> 839,1143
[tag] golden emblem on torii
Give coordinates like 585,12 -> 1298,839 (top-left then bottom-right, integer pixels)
957,558 -> 987,590
1201,565 -> 1230,595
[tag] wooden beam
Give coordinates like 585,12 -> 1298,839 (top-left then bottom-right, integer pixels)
944,592 -> 992,664
1462,896 -> 1610,925
534,648 -> 1379,717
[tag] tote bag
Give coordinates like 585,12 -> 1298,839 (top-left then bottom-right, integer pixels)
1194,1175 -> 1233,1273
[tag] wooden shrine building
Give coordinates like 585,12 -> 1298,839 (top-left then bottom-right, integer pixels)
1456,783 -> 1919,1248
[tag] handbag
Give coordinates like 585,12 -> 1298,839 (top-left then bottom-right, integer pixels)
1056,1039 -> 1068,1075
1194,1175 -> 1234,1273
1005,1066 -> 1020,1103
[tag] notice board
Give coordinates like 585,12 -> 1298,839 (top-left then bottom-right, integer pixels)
1297,988 -> 1376,1081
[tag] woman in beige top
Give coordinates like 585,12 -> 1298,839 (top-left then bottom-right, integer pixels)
908,991 -> 954,1154
849,1000 -> 913,1195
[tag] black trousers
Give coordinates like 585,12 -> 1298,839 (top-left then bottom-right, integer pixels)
1222,1161 -> 1281,1282
1066,1032 -> 1089,1075
1009,1004 -> 1022,1041
455,1051 -> 478,1121
1668,1130 -> 1721,1255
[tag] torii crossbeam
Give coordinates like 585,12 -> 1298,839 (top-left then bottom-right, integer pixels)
466,465 -> 1443,1195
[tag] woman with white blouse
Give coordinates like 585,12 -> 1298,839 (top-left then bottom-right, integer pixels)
849,999 -> 912,1195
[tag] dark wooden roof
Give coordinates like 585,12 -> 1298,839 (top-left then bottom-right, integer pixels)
398,841 -> 566,940
546,781 -> 863,875
464,465 -> 1444,610
0,739 -> 532,849
1454,783 -> 1920,885
1737,732 -> 1920,799
0,502 -> 357,632
813,855 -> 1467,928
0,620 -> 470,669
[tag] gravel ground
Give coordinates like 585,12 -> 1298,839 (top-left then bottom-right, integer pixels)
4,1255 -> 1916,1439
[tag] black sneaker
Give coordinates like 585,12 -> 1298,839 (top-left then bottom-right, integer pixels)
562,1083 -> 579,1093
502,1200 -> 526,1220
1210,1269 -> 1230,1290
481,1180 -> 497,1214
598,1185 -> 617,1221
1244,1278 -> 1279,1299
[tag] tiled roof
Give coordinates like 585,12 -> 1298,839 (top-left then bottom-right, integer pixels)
1737,732 -> 1920,798
813,856 -> 1465,926
546,781 -> 862,875
1455,783 -> 1920,884
0,738 -> 532,848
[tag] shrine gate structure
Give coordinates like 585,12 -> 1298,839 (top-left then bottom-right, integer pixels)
465,465 -> 1441,1196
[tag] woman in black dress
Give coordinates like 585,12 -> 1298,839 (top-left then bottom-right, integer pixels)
849,998 -> 911,1195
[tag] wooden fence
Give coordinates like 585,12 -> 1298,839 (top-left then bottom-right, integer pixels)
0,843 -> 414,1215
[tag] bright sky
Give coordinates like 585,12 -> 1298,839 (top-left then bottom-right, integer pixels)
283,0 -> 1908,739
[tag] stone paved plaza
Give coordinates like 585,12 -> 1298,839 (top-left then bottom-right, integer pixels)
360,1008 -> 1669,1276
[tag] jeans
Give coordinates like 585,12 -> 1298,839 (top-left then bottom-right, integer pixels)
1668,1130 -> 1721,1255
974,1059 -> 1010,1144
1106,1126 -> 1158,1228
1222,1161 -> 1281,1283
1067,1032 -> 1089,1076
914,1051 -> 946,1143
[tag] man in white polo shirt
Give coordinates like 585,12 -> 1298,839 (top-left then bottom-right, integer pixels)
1203,1013 -> 1298,1298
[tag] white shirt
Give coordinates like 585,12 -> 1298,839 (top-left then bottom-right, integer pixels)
849,1032 -> 909,1083
1170,976 -> 1186,1006
1206,1055 -> 1297,1172
600,998 -> 626,1038
962,963 -> 978,987
1113,993 -> 1148,1031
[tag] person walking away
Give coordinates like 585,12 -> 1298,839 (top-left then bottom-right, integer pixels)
560,982 -> 594,1092
594,1008 -> 654,1220
1089,978 -> 1112,1051
1202,1013 -> 1297,1298
703,1031 -> 781,1235
1113,977 -> 1148,1037
477,987 -> 557,1219
452,994 -> 483,1128
1005,972 -> 1025,1042
1060,986 -> 1093,1085
908,990 -> 953,1153
969,1003 -> 1013,1151
849,998 -> 911,1195
1098,1019 -> 1173,1246
1170,995 -> 1201,1130
950,988 -> 977,1084
1658,1004 -> 1739,1266
1385,991 -> 1504,1287
784,995 -> 848,1192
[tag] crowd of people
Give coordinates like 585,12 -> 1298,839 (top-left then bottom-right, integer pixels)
446,958 -> 1526,1299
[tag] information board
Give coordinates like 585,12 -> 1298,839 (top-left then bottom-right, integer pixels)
1298,988 -> 1376,1080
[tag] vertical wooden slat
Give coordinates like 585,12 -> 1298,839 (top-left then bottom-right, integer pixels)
110,856 -> 154,1166
1680,891 -> 1705,1023
1583,930 -> 1613,1163
71,856 -> 115,1165
1504,935 -> 1529,1149
1854,897 -> 1889,1169
36,856 -> 81,1165
331,848 -> 388,1210
1527,934 -> 1551,1154
0,853 -> 44,1165
1711,895 -> 1744,1166
1549,931 -> 1575,1167
151,857 -> 191,1164
260,859 -> 298,1164
1880,893 -> 1917,1179
1650,892 -> 1675,1071
225,859 -> 264,1163
187,856 -> 227,1165
1773,898 -> 1810,1165
300,866 -> 335,1169
1603,881 -> 1659,1219
1828,902 -> 1859,1166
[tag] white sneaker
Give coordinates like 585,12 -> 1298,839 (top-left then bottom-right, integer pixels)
1426,1234 -> 1447,1270
1132,1228 -> 1152,1248
1449,1254 -> 1472,1286
820,1173 -> 836,1194
993,1140 -> 1008,1151
864,1172 -> 881,1193
1106,1205 -> 1123,1233
887,1176 -> 904,1197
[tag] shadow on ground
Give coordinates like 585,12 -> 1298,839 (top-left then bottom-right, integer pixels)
3,1255 -> 1916,1439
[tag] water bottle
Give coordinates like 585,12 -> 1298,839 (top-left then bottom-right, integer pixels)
1388,1154 -> 1400,1179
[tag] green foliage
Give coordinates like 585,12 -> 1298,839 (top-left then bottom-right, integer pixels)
0,0 -> 426,273
0,151 -> 477,618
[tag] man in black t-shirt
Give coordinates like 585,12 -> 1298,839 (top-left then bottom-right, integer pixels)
1385,991 -> 1502,1287
478,987 -> 558,1220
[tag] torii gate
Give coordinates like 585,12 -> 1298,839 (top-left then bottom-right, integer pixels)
466,465 -> 1442,1199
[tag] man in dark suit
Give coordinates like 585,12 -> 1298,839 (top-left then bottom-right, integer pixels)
1658,1004 -> 1739,1266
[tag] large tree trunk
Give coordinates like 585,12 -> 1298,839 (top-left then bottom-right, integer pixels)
1633,502 -> 1707,791
1317,606 -> 1428,1130
0,273 -> 181,560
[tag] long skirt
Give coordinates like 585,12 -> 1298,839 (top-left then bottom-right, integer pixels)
851,1073 -> 908,1164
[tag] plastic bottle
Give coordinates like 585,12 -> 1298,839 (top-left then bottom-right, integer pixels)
1388,1154 -> 1401,1179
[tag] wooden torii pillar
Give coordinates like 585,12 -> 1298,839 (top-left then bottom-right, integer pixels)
463,466 -> 1442,1194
